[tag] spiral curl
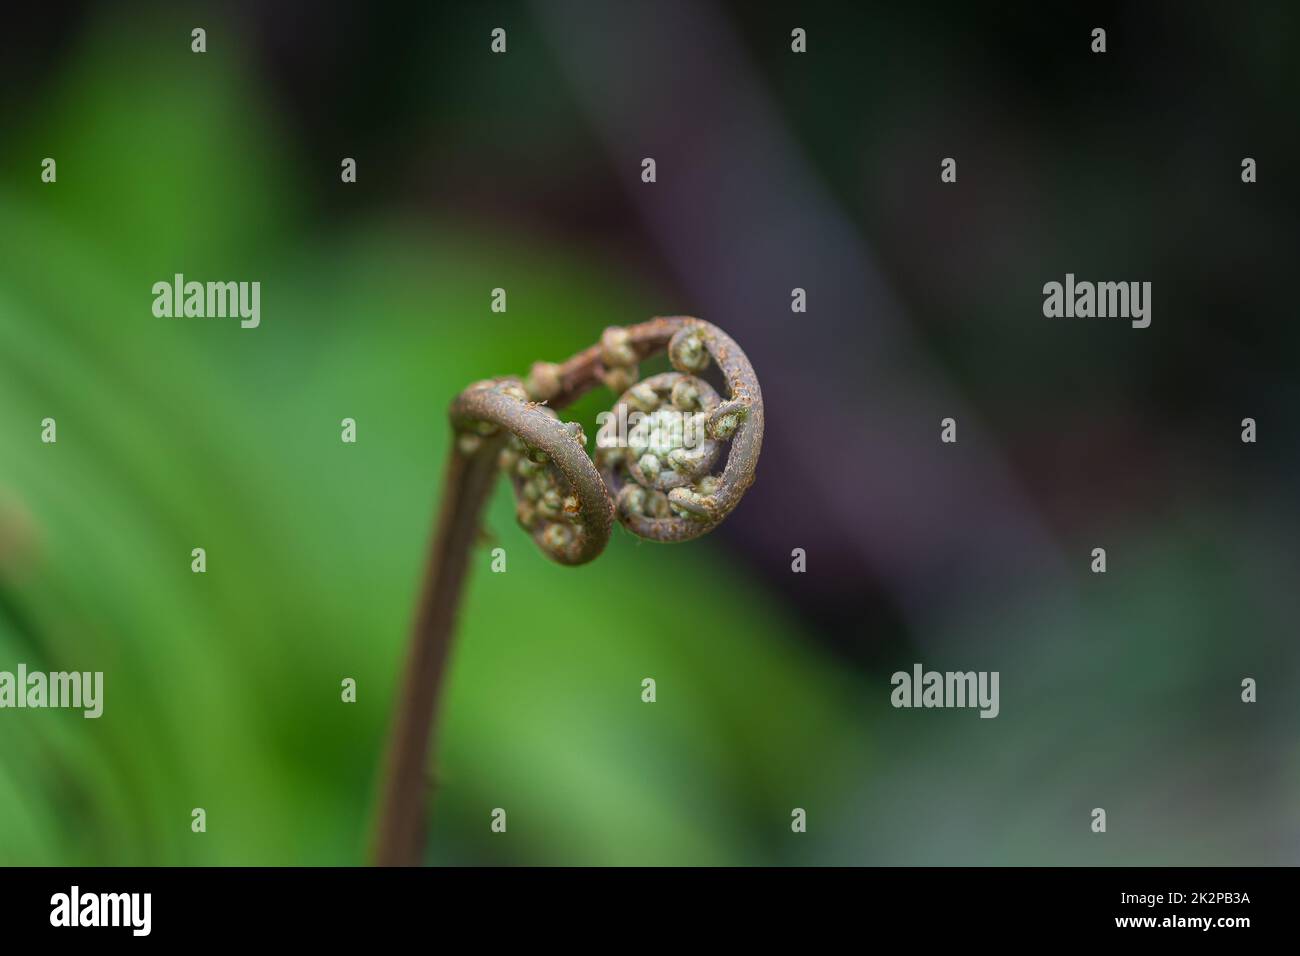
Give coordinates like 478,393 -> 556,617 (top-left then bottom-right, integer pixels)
449,317 -> 763,563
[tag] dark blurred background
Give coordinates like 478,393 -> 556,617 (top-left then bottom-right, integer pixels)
1,0 -> 1297,864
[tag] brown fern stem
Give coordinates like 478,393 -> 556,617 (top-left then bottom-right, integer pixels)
371,439 -> 503,866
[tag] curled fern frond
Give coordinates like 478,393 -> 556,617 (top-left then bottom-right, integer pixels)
598,319 -> 763,543
374,316 -> 762,866
452,378 -> 612,565
450,315 -> 763,558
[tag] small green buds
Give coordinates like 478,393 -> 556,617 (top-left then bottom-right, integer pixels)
602,365 -> 637,393
707,400 -> 747,441
600,327 -> 638,367
668,330 -> 709,373
526,361 -> 562,402
670,377 -> 701,411
542,522 -> 573,554
626,382 -> 660,413
667,486 -> 718,521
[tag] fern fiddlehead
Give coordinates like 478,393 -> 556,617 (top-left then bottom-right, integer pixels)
372,316 -> 762,866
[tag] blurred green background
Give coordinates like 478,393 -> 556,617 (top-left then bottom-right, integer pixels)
1,2 -> 1297,865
